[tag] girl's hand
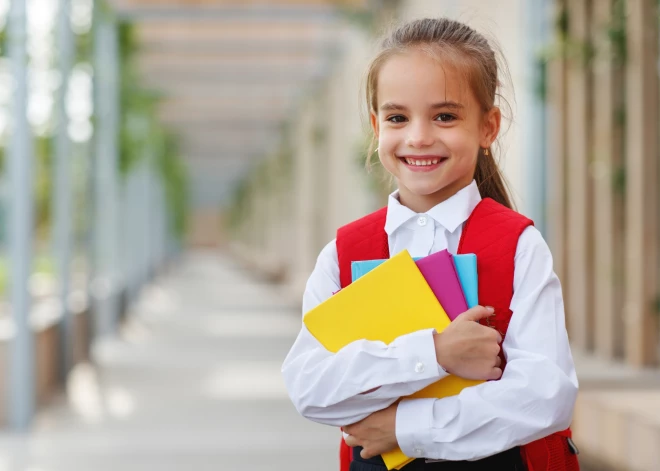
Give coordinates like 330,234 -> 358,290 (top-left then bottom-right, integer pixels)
433,306 -> 503,380
343,402 -> 399,459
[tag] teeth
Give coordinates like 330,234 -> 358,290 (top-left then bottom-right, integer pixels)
404,158 -> 441,166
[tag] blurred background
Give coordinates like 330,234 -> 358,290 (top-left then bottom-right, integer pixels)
0,0 -> 658,470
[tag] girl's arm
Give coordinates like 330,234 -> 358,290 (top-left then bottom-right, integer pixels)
394,226 -> 579,461
281,240 -> 448,426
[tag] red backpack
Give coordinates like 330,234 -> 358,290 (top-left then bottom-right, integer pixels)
335,198 -> 579,471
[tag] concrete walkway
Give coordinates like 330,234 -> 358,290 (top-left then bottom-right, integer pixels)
0,251 -> 337,471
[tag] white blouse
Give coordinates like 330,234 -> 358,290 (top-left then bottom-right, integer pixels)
281,180 -> 578,461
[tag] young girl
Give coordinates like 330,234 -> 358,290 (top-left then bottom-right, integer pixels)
282,17 -> 579,471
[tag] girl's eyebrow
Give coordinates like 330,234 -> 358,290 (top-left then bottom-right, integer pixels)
379,101 -> 464,111
379,102 -> 408,111
430,101 -> 464,110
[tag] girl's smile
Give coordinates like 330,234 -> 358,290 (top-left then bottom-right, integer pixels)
397,155 -> 449,172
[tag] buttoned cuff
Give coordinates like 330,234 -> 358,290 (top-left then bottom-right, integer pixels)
391,328 -> 445,383
395,398 -> 436,458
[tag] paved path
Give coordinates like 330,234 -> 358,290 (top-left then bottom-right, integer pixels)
0,251 -> 337,470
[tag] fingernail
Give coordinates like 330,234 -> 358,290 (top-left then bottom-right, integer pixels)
486,306 -> 495,313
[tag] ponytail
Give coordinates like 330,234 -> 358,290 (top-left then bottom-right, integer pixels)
473,147 -> 514,210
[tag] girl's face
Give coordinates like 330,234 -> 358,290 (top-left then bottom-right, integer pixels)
371,48 -> 500,212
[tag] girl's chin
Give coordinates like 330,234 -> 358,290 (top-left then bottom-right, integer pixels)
399,182 -> 448,198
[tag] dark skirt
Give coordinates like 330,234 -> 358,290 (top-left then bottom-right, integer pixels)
349,446 -> 525,471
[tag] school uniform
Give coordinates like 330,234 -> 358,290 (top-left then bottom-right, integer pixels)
282,180 -> 579,470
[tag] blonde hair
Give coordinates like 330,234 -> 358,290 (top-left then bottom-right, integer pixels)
365,17 -> 514,209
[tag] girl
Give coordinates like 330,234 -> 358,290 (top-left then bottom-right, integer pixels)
282,17 -> 579,471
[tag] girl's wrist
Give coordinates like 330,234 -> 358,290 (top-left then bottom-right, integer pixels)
432,332 -> 450,373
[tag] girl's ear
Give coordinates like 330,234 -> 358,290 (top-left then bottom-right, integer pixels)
480,107 -> 501,148
370,111 -> 380,138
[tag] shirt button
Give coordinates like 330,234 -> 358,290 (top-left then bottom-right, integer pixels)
414,362 -> 425,373
414,447 -> 424,455
417,216 -> 427,226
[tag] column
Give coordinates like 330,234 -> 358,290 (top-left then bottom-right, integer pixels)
624,0 -> 659,366
92,3 -> 121,337
565,0 -> 592,351
7,0 -> 35,430
54,0 -> 75,377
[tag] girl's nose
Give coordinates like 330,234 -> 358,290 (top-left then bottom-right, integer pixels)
405,121 -> 434,148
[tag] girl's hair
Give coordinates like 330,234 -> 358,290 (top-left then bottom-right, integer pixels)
364,17 -> 514,209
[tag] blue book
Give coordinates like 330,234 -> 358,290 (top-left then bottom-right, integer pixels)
453,254 -> 478,308
351,259 -> 389,282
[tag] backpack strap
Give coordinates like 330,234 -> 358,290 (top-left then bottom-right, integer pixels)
336,207 -> 389,289
458,198 -> 534,340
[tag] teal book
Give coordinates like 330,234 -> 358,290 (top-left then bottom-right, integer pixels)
453,254 -> 478,308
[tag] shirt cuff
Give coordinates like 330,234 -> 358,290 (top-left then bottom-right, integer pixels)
395,398 -> 436,458
390,328 -> 445,383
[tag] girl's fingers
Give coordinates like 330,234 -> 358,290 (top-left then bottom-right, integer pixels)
488,367 -> 503,380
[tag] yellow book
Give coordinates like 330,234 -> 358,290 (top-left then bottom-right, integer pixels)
303,250 -> 482,470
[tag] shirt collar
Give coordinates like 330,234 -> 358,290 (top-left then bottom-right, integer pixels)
384,180 -> 482,235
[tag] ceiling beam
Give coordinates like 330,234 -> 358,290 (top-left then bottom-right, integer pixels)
138,63 -> 326,80
114,4 -> 342,22
140,68 -> 325,85
134,22 -> 339,42
137,38 -> 339,56
137,51 -> 321,68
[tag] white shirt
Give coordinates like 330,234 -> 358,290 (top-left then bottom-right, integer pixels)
281,180 -> 578,461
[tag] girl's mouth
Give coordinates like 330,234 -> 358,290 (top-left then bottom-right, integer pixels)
398,156 -> 448,172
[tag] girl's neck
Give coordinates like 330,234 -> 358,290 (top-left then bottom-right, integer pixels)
397,179 -> 473,213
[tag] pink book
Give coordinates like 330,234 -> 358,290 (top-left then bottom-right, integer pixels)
415,249 -> 468,321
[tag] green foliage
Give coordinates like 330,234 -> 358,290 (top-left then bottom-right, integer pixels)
75,29 -> 92,64
0,254 -> 54,297
613,165 -> 626,196
0,27 -> 6,57
33,253 -> 55,275
35,136 -> 54,238
228,177 -> 251,230
313,125 -> 327,147
117,20 -> 188,240
607,0 -> 627,66
336,6 -> 376,32
556,5 -> 569,36
156,131 -> 188,239
535,1 -> 627,101
118,20 -> 161,176
654,294 -> 660,316
0,256 -> 6,296
533,56 -> 548,103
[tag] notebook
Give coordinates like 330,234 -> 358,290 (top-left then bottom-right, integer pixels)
414,249 -> 468,320
453,253 -> 478,308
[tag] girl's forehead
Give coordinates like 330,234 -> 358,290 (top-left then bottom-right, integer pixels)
377,49 -> 472,105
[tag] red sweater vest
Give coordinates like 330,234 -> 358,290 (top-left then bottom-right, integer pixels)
335,198 -> 579,471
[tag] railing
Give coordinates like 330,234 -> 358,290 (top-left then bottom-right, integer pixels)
546,0 -> 659,367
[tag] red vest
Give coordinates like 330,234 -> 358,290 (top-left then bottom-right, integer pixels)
336,198 -> 579,471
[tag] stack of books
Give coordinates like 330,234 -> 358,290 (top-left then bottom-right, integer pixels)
303,249 -> 481,470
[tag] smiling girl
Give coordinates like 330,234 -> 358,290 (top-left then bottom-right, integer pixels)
282,18 -> 579,471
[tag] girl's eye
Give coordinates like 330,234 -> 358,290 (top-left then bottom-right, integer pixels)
386,115 -> 407,124
436,113 -> 456,122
